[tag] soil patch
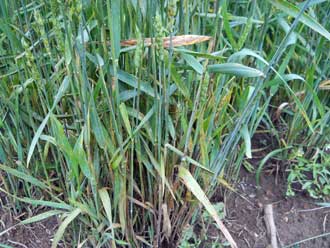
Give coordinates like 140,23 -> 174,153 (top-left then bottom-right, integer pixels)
0,183 -> 58,247
224,169 -> 330,248
199,132 -> 330,248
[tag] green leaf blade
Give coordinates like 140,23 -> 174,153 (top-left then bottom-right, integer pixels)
208,63 -> 264,78
268,0 -> 330,41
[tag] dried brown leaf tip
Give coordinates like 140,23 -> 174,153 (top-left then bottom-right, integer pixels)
120,35 -> 212,48
319,79 -> 330,90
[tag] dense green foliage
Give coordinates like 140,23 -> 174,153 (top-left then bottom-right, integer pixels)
0,0 -> 330,247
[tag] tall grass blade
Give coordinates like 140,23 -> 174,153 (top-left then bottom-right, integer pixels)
27,76 -> 70,166
21,210 -> 63,225
0,164 -> 47,189
268,0 -> 330,41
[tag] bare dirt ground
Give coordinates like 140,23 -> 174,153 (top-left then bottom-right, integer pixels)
223,169 -> 330,248
202,133 -> 330,248
0,184 -> 58,248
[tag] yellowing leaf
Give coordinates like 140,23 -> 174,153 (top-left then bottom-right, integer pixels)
178,167 -> 237,248
319,80 -> 330,90
52,208 -> 81,248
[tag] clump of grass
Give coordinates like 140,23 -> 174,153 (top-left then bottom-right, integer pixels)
1,0 -> 330,247
287,146 -> 330,198
264,0 -> 330,198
